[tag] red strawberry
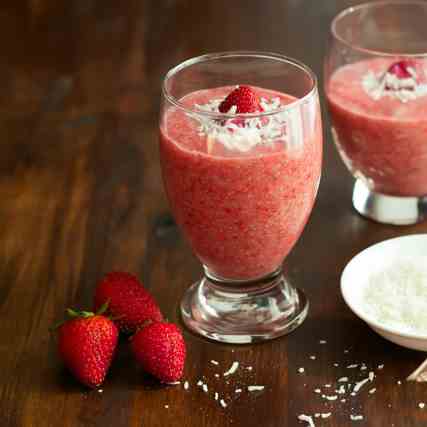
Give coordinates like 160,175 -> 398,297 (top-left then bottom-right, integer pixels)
387,60 -> 415,79
57,305 -> 119,388
130,322 -> 186,382
219,85 -> 262,114
94,272 -> 163,334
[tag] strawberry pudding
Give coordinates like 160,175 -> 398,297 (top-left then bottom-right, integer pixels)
327,58 -> 427,197
160,86 -> 322,280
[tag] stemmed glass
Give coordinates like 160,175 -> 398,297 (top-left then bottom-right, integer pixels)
159,52 -> 322,343
325,1 -> 427,225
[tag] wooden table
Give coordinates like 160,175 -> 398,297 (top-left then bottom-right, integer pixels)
1,1 -> 427,426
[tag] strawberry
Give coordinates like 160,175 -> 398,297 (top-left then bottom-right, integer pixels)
219,85 -> 262,114
130,322 -> 186,382
387,60 -> 415,79
57,305 -> 119,388
94,272 -> 163,334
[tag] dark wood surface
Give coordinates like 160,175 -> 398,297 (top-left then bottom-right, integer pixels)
1,1 -> 427,426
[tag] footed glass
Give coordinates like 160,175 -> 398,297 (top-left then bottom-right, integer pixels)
159,52 -> 322,343
325,1 -> 427,225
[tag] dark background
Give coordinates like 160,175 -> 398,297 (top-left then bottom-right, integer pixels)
1,1 -> 426,426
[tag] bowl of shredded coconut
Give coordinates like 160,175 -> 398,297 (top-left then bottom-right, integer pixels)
341,234 -> 427,351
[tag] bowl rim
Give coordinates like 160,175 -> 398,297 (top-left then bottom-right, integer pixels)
341,233 -> 427,341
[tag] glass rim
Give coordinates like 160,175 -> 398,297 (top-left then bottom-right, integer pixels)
331,0 -> 427,58
161,51 -> 318,120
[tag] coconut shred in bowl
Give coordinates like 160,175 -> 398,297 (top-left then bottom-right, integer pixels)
362,256 -> 427,335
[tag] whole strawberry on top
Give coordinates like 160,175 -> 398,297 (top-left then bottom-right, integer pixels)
130,322 -> 186,383
57,303 -> 118,388
218,85 -> 263,114
94,272 -> 163,334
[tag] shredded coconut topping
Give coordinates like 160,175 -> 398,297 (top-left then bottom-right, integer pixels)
248,385 -> 265,392
362,66 -> 427,102
193,96 -> 290,152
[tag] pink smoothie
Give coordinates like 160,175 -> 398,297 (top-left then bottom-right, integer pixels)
160,87 -> 322,280
327,58 -> 427,197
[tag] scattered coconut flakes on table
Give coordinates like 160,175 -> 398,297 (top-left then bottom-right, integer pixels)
196,380 -> 203,386
220,399 -> 227,408
314,389 -> 321,394
298,367 -> 305,374
223,361 -> 239,377
319,340 -> 327,344
338,377 -> 349,382
419,402 -> 426,409
202,384 -> 208,393
369,388 -> 376,394
297,414 -> 315,427
183,381 -> 189,390
235,388 -> 242,394
214,373 -> 220,378
321,413 -> 332,419
347,364 -> 358,369
377,364 -> 384,370
309,355 -> 316,360
164,405 -> 169,409
210,360 -> 219,366
214,392 -> 219,401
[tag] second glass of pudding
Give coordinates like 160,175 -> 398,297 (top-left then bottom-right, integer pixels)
160,52 -> 322,343
325,1 -> 427,225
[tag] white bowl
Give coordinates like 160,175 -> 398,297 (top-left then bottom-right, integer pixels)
341,234 -> 427,352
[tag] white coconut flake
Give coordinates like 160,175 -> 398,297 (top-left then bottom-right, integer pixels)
298,367 -> 305,374
324,384 -> 331,388
98,389 -> 103,393
334,363 -> 339,367
298,414 -> 315,427
341,399 -> 346,403
224,361 -> 239,377
314,413 -> 321,418
321,413 -> 332,419
247,366 -> 253,371
314,389 -> 321,394
197,380 -> 203,386
164,405 -> 169,409
220,399 -> 227,408
248,385 -> 265,392
360,365 -> 367,371
214,392 -> 219,401
319,340 -> 327,344
350,415 -> 364,421
167,381 -> 181,385
310,355 -> 316,360
337,385 -> 346,395
235,388 -> 242,394
378,364 -> 384,370
369,388 -> 376,394
338,377 -> 349,382
419,402 -> 425,409
347,364 -> 358,369
324,395 -> 338,401
202,384 -> 208,393
353,373 -> 374,393
214,373 -> 220,378
183,381 -> 189,390
397,380 -> 402,385
210,360 -> 219,366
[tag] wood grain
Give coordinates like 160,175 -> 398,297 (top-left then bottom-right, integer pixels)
0,1 -> 426,426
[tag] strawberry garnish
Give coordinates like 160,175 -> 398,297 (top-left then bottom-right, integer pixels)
130,322 -> 186,383
94,272 -> 163,334
219,85 -> 263,114
56,303 -> 119,388
387,60 -> 415,79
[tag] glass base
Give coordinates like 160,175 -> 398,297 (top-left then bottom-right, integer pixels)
180,268 -> 308,344
352,179 -> 427,225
